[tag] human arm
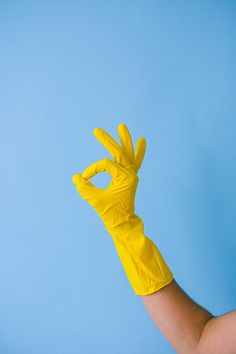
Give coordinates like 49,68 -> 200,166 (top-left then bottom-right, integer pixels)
72,123 -> 236,353
142,278 -> 212,353
141,279 -> 236,354
196,309 -> 236,354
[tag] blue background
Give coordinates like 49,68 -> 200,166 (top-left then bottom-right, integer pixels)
0,1 -> 235,353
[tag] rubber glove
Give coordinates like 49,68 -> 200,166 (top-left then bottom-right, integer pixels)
72,123 -> 173,295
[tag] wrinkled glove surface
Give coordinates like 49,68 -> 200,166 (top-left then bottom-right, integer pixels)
72,123 -> 173,295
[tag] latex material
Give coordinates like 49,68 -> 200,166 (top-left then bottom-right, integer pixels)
72,123 -> 173,295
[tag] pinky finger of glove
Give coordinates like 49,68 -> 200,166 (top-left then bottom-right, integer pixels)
135,136 -> 146,171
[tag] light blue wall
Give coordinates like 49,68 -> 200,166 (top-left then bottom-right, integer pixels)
0,1 -> 235,353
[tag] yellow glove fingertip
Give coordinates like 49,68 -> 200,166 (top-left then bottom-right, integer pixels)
72,173 -> 83,185
117,122 -> 126,131
93,127 -> 102,139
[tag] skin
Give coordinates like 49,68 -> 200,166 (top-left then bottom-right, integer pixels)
141,279 -> 236,354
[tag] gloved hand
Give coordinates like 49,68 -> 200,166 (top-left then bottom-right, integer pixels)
72,123 -> 173,295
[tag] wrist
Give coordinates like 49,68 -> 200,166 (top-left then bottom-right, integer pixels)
104,214 -> 145,242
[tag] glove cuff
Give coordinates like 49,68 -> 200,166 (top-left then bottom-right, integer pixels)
107,218 -> 174,295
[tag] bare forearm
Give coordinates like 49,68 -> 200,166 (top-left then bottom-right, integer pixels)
141,278 -> 214,354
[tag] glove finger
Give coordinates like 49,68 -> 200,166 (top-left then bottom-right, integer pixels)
81,158 -> 121,180
135,136 -> 146,170
72,173 -> 98,199
118,123 -> 135,165
94,127 -> 129,167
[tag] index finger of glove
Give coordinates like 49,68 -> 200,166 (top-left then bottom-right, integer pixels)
94,127 -> 129,166
72,173 -> 99,199
82,158 -> 121,180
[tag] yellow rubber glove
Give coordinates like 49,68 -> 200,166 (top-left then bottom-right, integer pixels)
72,123 -> 173,295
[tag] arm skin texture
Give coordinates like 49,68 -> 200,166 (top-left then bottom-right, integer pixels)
141,279 -> 236,354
